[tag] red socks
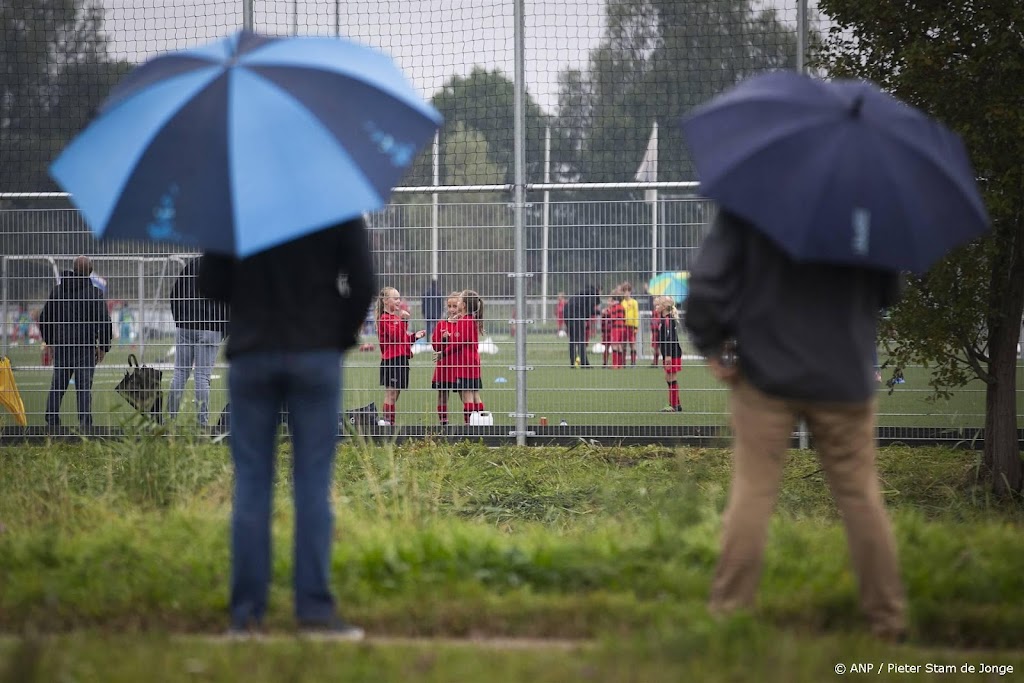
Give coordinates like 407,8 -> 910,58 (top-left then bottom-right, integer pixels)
463,402 -> 487,423
383,403 -> 395,425
437,404 -> 448,425
668,381 -> 679,409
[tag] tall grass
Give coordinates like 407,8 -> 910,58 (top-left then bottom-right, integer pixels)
0,438 -> 1022,653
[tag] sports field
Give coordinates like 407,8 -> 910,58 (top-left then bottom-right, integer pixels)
1,330 -> 1014,432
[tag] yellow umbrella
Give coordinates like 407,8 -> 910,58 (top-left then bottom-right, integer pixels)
0,356 -> 27,427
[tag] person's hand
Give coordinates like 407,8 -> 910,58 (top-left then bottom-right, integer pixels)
400,309 -> 411,319
95,348 -> 106,364
415,330 -> 426,340
707,357 -> 738,384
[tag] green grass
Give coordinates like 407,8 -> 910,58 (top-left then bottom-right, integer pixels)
1,333 -> 1019,430
0,439 -> 1022,681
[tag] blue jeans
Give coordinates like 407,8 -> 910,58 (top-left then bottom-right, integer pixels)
45,345 -> 97,429
168,328 -> 222,427
227,350 -> 343,626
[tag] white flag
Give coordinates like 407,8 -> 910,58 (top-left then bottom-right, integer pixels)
634,122 -> 659,182
634,122 -> 658,203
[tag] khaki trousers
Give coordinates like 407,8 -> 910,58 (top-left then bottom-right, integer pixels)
709,378 -> 906,637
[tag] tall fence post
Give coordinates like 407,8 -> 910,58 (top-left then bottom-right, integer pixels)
541,126 -> 551,323
797,0 -> 808,73
242,0 -> 253,31
431,131 -> 440,280
511,0 -> 529,445
1,256 -> 8,355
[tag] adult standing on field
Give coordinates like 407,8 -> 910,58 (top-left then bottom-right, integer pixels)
168,257 -> 230,429
200,217 -> 375,638
685,209 -> 906,640
421,278 -> 443,341
38,255 -> 112,431
564,285 -> 600,368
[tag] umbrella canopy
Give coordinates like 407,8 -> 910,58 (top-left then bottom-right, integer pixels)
680,71 -> 989,273
0,357 -> 27,427
648,271 -> 689,304
51,31 -> 442,257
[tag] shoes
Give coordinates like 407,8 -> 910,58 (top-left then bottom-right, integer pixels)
298,617 -> 365,641
225,619 -> 264,640
659,405 -> 682,413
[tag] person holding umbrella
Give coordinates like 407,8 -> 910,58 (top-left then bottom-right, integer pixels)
48,30 -> 441,637
200,219 -> 375,637
681,71 -> 990,641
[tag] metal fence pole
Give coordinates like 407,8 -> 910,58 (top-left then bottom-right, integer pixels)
541,126 -> 551,323
242,0 -> 253,31
797,0 -> 807,73
511,0 -> 529,445
1,257 -> 8,355
431,131 -> 440,280
137,260 -> 146,358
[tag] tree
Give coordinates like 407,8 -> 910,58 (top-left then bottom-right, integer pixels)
430,68 -> 552,184
1,0 -> 127,195
438,122 -> 513,297
555,0 -> 798,183
814,0 -> 1024,493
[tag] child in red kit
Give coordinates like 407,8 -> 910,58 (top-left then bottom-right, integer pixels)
376,287 -> 426,426
606,291 -> 627,368
656,296 -> 684,412
431,292 -> 462,426
599,294 -> 615,366
650,303 -> 663,367
451,290 -> 485,423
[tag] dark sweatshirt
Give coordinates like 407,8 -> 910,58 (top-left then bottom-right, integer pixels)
170,258 -> 230,334
38,271 -> 113,352
684,211 -> 899,403
197,218 -> 375,358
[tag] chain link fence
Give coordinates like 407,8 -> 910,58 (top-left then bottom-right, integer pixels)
0,0 -> 1012,442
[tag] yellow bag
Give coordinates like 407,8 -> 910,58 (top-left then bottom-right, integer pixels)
0,356 -> 27,427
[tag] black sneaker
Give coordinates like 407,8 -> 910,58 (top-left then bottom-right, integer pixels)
297,617 -> 365,641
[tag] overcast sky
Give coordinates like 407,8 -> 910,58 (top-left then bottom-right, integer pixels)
99,0 -> 811,114
99,0 -> 609,114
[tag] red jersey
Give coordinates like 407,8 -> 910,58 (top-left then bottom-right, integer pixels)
448,314 -> 481,380
431,317 -> 459,384
378,311 -> 415,360
606,301 -> 627,342
600,307 -> 613,342
555,299 -> 566,329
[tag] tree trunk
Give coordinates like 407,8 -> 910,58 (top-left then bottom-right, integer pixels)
983,254 -> 1024,495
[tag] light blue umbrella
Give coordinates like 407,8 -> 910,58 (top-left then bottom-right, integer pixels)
648,271 -> 689,304
50,30 -> 442,257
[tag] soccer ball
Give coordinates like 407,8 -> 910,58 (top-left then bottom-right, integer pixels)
557,329 -> 567,338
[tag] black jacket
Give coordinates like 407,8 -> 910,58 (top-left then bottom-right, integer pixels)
38,271 -> 113,352
198,218 -> 375,358
658,313 -> 683,360
564,286 -> 601,323
685,211 -> 899,403
170,258 -> 230,333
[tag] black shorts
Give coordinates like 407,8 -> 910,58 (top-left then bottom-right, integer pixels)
431,380 -> 457,390
454,377 -> 483,391
380,357 -> 410,389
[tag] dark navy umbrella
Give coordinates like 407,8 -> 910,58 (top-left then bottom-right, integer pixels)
51,31 -> 442,257
681,71 -> 989,273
